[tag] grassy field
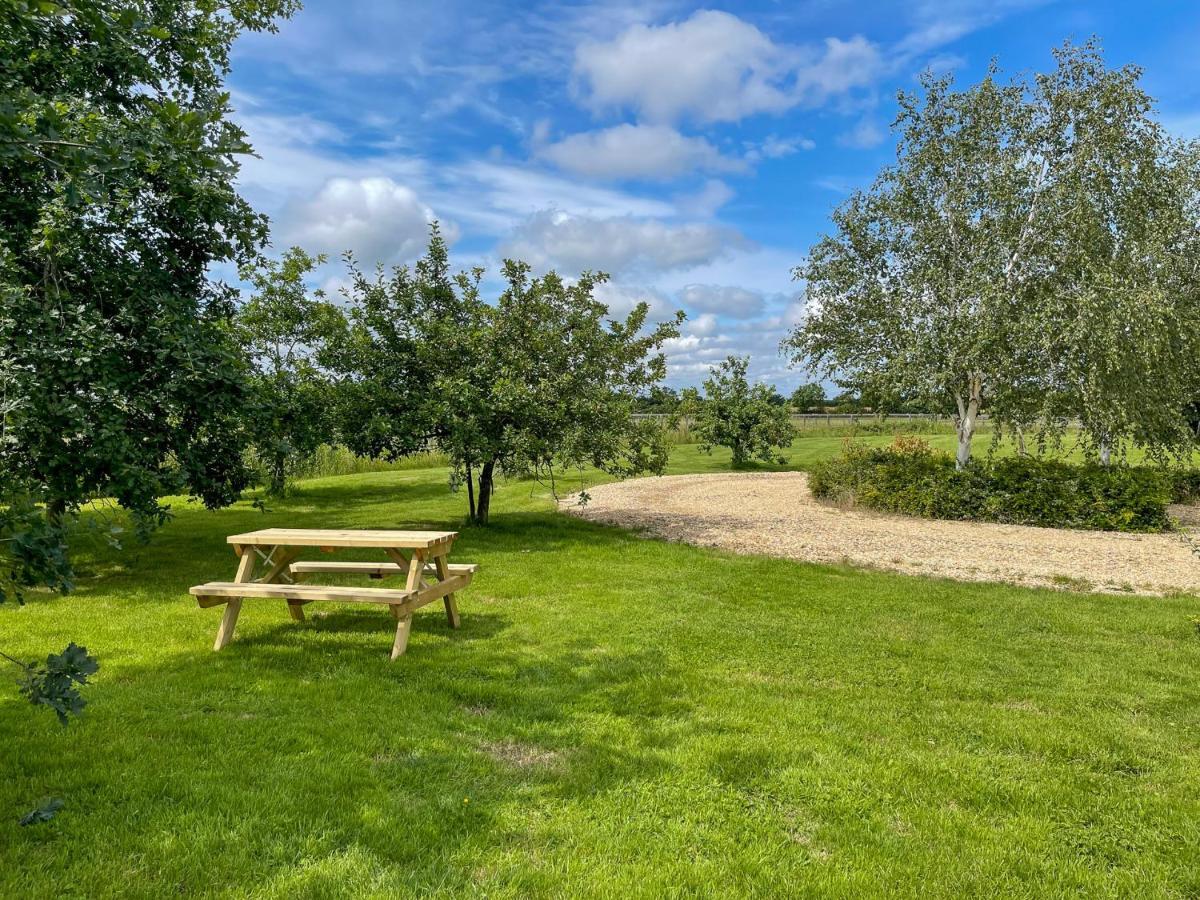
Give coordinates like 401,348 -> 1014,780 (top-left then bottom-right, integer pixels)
3,434 -> 1200,897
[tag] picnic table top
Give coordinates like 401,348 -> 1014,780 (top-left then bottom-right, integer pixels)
226,528 -> 458,550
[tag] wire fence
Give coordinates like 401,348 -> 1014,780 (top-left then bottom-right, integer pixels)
632,412 -> 957,428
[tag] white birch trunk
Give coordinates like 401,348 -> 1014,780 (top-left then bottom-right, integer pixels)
953,375 -> 982,470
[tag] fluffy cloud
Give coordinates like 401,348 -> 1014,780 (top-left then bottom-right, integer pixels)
574,10 -> 882,124
500,210 -> 746,276
677,284 -> 766,319
592,280 -> 677,320
673,179 -> 735,217
280,176 -> 449,264
537,124 -> 743,180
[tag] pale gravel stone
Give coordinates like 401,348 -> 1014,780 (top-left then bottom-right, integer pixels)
562,472 -> 1200,597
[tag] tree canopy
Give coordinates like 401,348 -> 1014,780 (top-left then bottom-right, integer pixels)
237,248 -> 342,497
1,0 -> 298,548
690,356 -> 794,467
326,230 -> 685,524
784,40 -> 1200,468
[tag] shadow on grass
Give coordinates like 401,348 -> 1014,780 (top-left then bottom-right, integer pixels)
2,605 -> 701,894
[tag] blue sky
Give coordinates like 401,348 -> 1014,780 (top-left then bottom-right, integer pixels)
227,0 -> 1200,389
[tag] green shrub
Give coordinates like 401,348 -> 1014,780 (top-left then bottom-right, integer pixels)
1169,469 -> 1200,503
809,438 -> 1173,532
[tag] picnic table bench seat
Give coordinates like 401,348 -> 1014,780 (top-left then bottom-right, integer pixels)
190,581 -> 418,607
190,528 -> 476,660
289,560 -> 479,579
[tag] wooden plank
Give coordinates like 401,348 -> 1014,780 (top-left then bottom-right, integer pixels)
288,561 -> 479,577
191,582 -> 416,604
435,554 -> 461,629
287,600 -> 307,622
390,613 -> 413,660
404,549 -> 427,593
225,528 -> 457,550
214,550 -> 256,651
411,573 -> 469,607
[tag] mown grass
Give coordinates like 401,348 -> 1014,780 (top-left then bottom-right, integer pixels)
3,434 -> 1200,897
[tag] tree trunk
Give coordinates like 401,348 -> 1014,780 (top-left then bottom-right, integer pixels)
45,496 -> 68,528
474,459 -> 496,526
1099,434 -> 1111,466
1016,425 -> 1027,457
465,460 -> 476,521
270,452 -> 287,496
953,375 -> 982,471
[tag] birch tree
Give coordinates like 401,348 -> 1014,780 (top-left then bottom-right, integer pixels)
1023,43 -> 1200,463
784,65 -> 1042,468
784,40 -> 1200,468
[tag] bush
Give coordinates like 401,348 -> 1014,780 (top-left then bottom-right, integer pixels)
1169,469 -> 1200,503
809,438 -> 1173,532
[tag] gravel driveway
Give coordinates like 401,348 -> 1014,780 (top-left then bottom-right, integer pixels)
562,472 -> 1200,596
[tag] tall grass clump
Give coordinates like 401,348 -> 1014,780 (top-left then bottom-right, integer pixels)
290,444 -> 450,480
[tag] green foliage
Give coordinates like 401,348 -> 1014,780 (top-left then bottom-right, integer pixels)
0,495 -> 72,603
693,356 -> 794,467
790,383 -> 826,411
0,0 -> 297,577
633,386 -> 681,413
11,642 -> 98,725
1167,468 -> 1200,504
237,248 -> 343,496
288,444 -> 450,481
326,227 -> 685,524
786,40 -> 1200,469
810,438 -> 1173,532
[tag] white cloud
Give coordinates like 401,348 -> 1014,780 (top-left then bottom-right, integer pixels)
895,0 -> 1050,58
574,10 -> 882,124
689,312 -> 720,336
593,281 -> 677,320
745,134 -> 817,161
436,160 -> 675,231
837,118 -> 887,149
500,210 -> 746,276
673,179 -> 735,218
677,284 -> 766,319
280,176 -> 451,265
537,124 -> 744,180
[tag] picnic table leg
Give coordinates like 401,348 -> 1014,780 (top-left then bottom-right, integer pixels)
215,548 -> 257,651
380,547 -> 428,660
390,605 -> 413,660
433,554 -> 461,629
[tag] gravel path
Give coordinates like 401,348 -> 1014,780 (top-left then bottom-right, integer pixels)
562,472 -> 1200,596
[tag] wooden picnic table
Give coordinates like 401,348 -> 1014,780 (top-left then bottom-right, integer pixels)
190,528 -> 477,660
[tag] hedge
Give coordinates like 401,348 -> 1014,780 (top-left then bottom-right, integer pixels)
809,437 -> 1177,532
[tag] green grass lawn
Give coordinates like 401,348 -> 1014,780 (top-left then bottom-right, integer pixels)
3,435 -> 1200,897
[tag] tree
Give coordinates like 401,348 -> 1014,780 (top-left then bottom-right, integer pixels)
237,249 -> 342,496
790,383 -> 826,412
1022,45 -> 1200,463
326,230 -> 685,525
783,63 -> 1036,469
0,0 -> 293,754
0,0 -> 297,546
694,356 -> 794,466
634,386 -> 681,414
784,40 -> 1200,469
